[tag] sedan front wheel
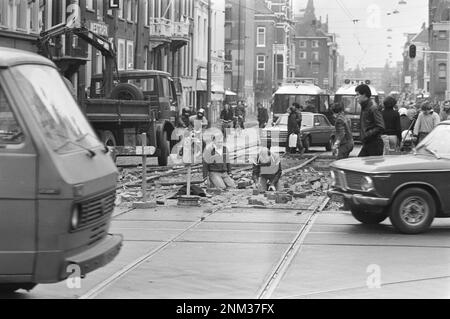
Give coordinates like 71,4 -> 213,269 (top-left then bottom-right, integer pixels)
389,188 -> 435,234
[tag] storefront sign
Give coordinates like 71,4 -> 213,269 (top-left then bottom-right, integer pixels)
90,21 -> 109,37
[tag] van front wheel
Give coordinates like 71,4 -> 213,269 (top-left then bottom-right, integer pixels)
0,283 -> 36,293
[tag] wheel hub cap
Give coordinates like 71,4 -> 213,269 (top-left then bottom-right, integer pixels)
400,197 -> 427,225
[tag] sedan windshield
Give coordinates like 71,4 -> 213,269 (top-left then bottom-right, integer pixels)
11,65 -> 102,153
415,124 -> 450,158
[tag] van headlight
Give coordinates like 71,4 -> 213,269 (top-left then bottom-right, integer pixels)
71,205 -> 80,230
330,170 -> 336,187
361,176 -> 374,192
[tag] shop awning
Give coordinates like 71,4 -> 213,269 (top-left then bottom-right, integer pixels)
225,90 -> 237,96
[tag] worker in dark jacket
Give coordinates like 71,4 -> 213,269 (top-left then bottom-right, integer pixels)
252,147 -> 282,191
356,84 -> 385,157
257,103 -> 269,128
203,142 -> 235,190
331,103 -> 354,159
286,106 -> 301,154
381,96 -> 402,154
178,108 -> 191,128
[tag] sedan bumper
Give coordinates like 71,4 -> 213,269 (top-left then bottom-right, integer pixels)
327,190 -> 390,207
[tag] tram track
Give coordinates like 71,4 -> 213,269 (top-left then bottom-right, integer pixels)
256,196 -> 329,299
80,154 -> 331,299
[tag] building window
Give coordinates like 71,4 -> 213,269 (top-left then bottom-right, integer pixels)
118,39 -> 126,70
127,41 -> 134,69
0,1 -> 9,28
439,63 -> 446,81
50,0 -> 65,27
126,0 -> 132,21
312,40 -> 319,48
86,0 -> 94,10
144,0 -> 149,26
299,40 -> 306,48
439,30 -> 447,40
312,52 -> 319,61
257,55 -> 265,82
225,7 -> 231,20
96,0 -> 104,21
118,0 -> 124,19
257,27 -> 266,47
312,64 -> 319,74
299,51 -> 307,59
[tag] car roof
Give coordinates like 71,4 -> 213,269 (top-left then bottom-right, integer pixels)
335,85 -> 379,96
274,83 -> 326,95
92,69 -> 171,79
0,47 -> 55,68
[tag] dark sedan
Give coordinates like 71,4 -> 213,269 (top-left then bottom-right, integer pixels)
260,112 -> 336,151
328,121 -> 450,234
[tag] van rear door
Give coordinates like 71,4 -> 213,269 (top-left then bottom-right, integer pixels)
0,83 -> 37,276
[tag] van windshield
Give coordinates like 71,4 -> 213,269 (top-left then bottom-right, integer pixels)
11,65 -> 102,153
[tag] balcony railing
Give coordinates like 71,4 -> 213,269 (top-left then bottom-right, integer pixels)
149,18 -> 172,38
173,20 -> 190,39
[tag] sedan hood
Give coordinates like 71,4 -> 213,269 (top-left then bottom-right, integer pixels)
331,154 -> 450,173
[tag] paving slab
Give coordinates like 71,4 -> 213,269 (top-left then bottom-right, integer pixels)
93,242 -> 290,299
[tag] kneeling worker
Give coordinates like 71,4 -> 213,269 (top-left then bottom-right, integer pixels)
252,147 -> 282,192
203,141 -> 236,190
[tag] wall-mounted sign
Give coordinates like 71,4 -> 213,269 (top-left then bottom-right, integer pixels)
90,21 -> 109,37
109,0 -> 120,9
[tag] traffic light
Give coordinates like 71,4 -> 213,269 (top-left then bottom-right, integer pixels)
409,44 -> 416,58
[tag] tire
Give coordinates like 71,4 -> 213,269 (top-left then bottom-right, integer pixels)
157,131 -> 170,166
0,283 -> 36,293
100,130 -> 117,162
110,83 -> 144,100
326,136 -> 335,151
303,136 -> 311,152
389,187 -> 435,234
351,208 -> 388,224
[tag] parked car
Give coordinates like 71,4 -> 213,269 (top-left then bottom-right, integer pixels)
260,112 -> 336,152
328,121 -> 450,234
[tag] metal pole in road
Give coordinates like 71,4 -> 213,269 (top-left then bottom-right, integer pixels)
207,0 -> 212,127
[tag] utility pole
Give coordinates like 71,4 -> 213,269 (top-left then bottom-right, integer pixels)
237,0 -> 241,99
207,0 -> 212,127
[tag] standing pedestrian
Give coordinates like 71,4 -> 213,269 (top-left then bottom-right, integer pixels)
399,107 -> 412,132
413,102 -> 440,144
381,96 -> 402,154
286,106 -> 300,154
439,100 -> 450,121
293,102 -> 305,154
257,102 -> 269,128
220,103 -> 234,138
331,103 -> 354,159
234,101 -> 246,129
356,84 -> 385,157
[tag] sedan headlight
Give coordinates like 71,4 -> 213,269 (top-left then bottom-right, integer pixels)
361,176 -> 374,192
330,170 -> 336,187
71,205 -> 80,230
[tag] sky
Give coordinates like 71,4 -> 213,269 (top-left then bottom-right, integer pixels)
293,0 -> 429,70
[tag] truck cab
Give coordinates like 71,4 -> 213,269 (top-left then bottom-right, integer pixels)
87,70 -> 179,166
0,47 -> 122,293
